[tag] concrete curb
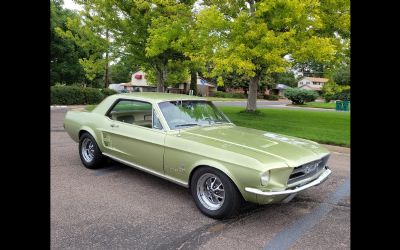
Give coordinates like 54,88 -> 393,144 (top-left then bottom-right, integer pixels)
50,105 -> 67,109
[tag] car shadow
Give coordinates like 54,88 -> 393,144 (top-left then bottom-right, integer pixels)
96,158 -> 270,219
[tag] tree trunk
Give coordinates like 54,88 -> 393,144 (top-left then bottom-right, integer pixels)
190,69 -> 197,96
104,29 -> 109,88
246,73 -> 262,112
104,59 -> 109,88
155,65 -> 166,92
156,70 -> 164,92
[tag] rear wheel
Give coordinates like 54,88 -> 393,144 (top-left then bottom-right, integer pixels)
79,133 -> 104,169
191,167 -> 242,219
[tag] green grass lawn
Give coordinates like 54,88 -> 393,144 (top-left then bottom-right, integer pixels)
289,101 -> 350,110
85,104 -> 350,147
219,107 -> 350,147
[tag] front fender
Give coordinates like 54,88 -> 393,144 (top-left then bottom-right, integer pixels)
188,159 -> 258,202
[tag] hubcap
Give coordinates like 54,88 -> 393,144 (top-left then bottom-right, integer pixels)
196,173 -> 225,210
81,138 -> 95,163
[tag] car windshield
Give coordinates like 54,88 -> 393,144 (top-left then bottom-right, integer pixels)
158,100 -> 231,130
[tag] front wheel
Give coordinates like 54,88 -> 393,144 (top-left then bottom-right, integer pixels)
191,167 -> 242,219
79,133 -> 104,169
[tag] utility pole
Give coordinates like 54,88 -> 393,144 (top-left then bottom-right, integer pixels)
104,28 -> 109,88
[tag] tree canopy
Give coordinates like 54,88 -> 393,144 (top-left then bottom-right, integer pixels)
51,0 -> 87,85
51,0 -> 350,110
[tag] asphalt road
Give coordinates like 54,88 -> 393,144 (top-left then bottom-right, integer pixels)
51,108 -> 350,250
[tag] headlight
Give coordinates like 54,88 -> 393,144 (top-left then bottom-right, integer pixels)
260,170 -> 270,186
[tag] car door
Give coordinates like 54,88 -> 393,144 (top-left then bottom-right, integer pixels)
103,99 -> 166,174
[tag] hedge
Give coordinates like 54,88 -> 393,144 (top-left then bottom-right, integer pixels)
324,89 -> 350,102
51,86 -> 117,105
101,88 -> 118,97
284,88 -> 318,105
213,91 -> 246,98
263,94 -> 279,100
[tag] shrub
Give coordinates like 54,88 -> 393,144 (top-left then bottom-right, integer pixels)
231,92 -> 246,98
101,88 -> 117,97
213,91 -> 227,98
51,86 -> 85,105
322,81 -> 350,102
263,94 -> 279,100
213,91 -> 246,98
324,89 -> 350,102
284,88 -> 318,104
83,88 -> 104,104
51,86 -> 106,105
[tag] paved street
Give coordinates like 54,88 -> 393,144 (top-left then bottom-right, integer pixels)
51,108 -> 350,250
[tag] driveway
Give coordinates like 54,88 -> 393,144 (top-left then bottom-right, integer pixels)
51,108 -> 350,249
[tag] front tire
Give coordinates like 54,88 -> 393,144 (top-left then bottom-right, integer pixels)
191,167 -> 242,219
79,133 -> 104,169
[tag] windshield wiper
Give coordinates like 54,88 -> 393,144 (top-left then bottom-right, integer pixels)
175,123 -> 199,128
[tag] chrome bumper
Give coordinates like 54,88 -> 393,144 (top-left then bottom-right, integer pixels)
245,167 -> 331,196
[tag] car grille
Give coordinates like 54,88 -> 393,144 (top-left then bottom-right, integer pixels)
288,155 -> 330,185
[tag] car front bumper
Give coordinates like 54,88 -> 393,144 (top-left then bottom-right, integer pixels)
244,167 -> 331,203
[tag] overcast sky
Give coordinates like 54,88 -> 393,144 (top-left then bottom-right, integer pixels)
63,0 -> 83,11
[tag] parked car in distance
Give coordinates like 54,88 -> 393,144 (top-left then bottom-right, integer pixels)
64,93 -> 331,219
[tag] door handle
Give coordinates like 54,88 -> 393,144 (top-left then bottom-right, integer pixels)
110,124 -> 119,128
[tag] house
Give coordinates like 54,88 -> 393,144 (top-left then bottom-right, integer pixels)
298,77 -> 329,93
131,70 -> 150,86
269,84 -> 289,97
109,71 -> 157,93
130,70 -> 156,92
178,77 -> 216,96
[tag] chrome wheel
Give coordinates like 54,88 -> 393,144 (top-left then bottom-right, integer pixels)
81,137 -> 95,163
196,173 -> 225,210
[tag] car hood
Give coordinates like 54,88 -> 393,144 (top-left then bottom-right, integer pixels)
181,125 -> 329,167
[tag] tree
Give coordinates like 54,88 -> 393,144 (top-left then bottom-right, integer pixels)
332,64 -> 350,85
50,0 -> 87,85
144,60 -> 190,88
145,0 -> 198,92
110,55 -> 140,83
59,0 -> 197,92
55,0 -> 113,88
271,71 -> 298,88
193,0 -> 338,111
294,0 -> 350,77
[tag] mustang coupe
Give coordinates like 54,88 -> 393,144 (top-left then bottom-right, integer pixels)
64,93 -> 331,219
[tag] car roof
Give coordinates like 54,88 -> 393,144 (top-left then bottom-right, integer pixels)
92,92 -> 207,114
113,92 -> 206,102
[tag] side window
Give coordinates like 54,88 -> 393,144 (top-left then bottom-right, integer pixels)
107,100 -> 153,128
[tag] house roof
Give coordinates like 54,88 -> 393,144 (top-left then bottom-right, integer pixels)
197,78 -> 216,87
274,84 -> 289,90
301,77 -> 329,83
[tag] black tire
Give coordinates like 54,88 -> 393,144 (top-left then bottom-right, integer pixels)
190,166 -> 242,219
78,132 -> 104,169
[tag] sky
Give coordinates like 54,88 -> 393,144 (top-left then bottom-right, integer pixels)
63,0 -> 83,11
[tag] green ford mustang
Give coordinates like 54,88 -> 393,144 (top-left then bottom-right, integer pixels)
64,92 -> 331,219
